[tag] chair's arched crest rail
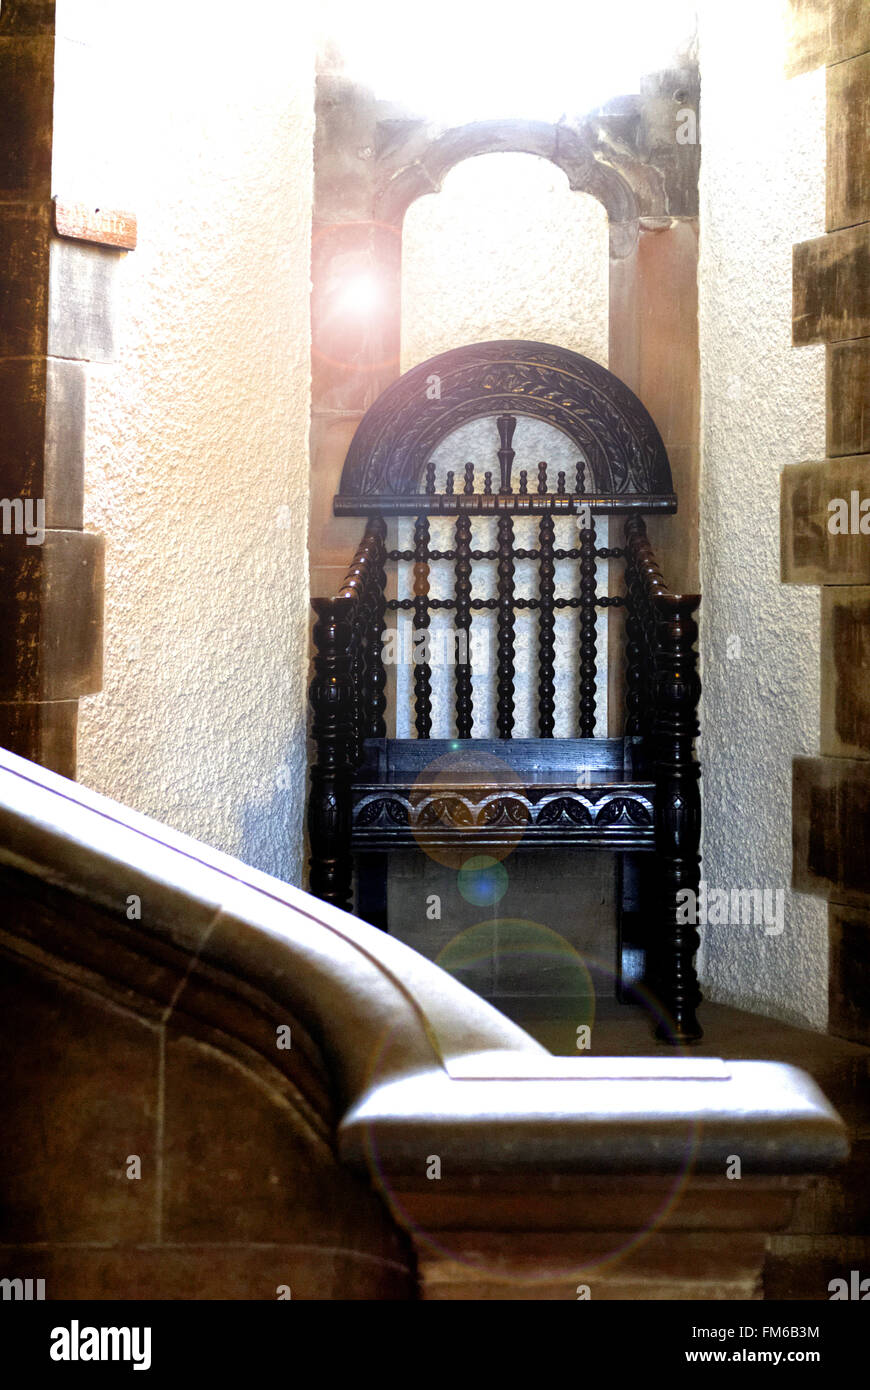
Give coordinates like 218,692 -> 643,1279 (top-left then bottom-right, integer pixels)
335,340 -> 676,516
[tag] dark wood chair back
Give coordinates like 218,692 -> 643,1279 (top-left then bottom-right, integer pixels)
309,340 -> 703,1044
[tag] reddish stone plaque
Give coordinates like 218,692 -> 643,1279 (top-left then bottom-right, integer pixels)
53,200 -> 137,250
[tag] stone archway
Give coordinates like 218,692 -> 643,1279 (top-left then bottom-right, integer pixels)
309,77 -> 701,613
372,118 -> 642,227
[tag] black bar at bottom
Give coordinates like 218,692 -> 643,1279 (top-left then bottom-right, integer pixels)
2,1298 -> 864,1376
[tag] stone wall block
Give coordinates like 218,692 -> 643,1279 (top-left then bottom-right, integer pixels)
0,202 -> 51,356
308,412 -> 366,586
821,585 -> 870,758
43,356 -> 87,526
0,529 -> 104,702
313,74 -> 379,223
786,0 -> 870,77
829,904 -> 870,1048
47,237 -> 122,362
0,698 -> 77,777
0,1 -> 56,36
793,225 -> 870,346
0,950 -> 159,1244
827,52 -> 870,232
781,457 -> 870,584
637,67 -> 701,218
0,356 -> 86,530
827,340 -> 870,458
793,755 -> 870,907
0,37 -> 54,197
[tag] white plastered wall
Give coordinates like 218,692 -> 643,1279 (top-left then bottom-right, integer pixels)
697,0 -> 828,1027
59,1 -> 314,883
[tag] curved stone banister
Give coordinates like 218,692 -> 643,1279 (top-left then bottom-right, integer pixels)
0,748 -> 545,1105
0,747 -> 850,1299
0,743 -> 846,1167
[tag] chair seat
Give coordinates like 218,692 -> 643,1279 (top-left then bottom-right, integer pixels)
350,738 -> 654,852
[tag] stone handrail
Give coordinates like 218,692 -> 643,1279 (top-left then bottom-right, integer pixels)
0,748 -> 848,1299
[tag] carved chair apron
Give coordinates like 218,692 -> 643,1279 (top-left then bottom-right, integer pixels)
307,340 -> 703,1043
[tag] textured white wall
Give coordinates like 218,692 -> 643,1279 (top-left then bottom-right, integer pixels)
401,154 -> 609,370
399,154 -> 610,739
698,0 -> 828,1026
66,1 -> 314,882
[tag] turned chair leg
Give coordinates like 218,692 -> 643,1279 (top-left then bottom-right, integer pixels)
652,593 -> 703,1044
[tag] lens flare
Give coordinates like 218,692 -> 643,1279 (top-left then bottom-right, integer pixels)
335,272 -> 381,315
409,746 -> 528,869
457,854 -> 509,907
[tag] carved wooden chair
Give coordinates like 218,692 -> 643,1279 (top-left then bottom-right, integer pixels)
307,340 -> 703,1043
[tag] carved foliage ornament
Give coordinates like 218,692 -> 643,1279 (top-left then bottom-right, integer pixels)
338,340 -> 674,501
353,788 -> 654,833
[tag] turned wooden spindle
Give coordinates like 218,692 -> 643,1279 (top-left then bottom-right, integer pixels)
496,414 -> 516,495
341,567 -> 367,767
650,591 -> 703,1044
454,510 -> 473,737
337,524 -> 384,763
624,516 -> 668,736
537,512 -> 556,736
363,516 -> 388,738
307,596 -> 357,911
496,511 -> 516,738
413,514 -> 432,738
578,509 -> 597,737
623,543 -> 646,738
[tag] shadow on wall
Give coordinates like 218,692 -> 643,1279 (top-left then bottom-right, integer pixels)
236,747 -> 307,884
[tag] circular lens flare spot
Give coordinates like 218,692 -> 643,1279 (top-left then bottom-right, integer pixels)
336,271 -> 381,316
409,747 -> 528,869
457,855 -> 509,907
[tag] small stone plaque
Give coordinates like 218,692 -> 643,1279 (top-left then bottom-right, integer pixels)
53,199 -> 137,251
